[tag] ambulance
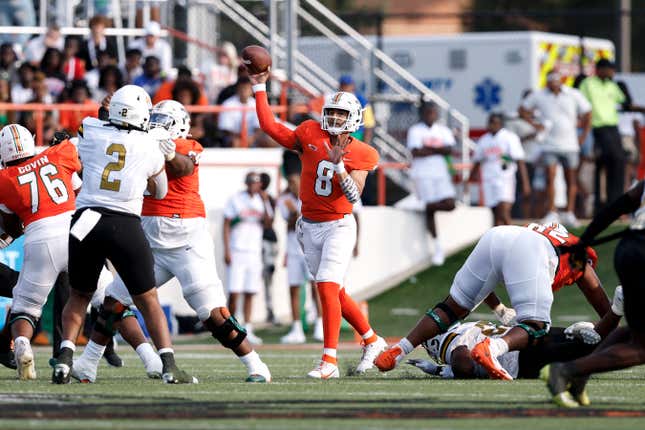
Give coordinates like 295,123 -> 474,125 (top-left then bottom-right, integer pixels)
300,31 -> 615,131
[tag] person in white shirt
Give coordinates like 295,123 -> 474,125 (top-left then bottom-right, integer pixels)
520,70 -> 592,227
618,110 -> 642,190
24,24 -> 64,66
128,21 -> 172,75
223,172 -> 273,345
406,101 -> 456,266
218,77 -> 260,147
471,113 -> 531,225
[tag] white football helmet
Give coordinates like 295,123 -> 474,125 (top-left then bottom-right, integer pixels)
150,100 -> 191,139
321,91 -> 364,135
108,85 -> 152,131
0,124 -> 36,166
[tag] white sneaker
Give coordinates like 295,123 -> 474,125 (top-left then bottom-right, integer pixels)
542,211 -> 560,224
72,356 -> 98,383
561,211 -> 581,228
281,329 -> 306,344
246,331 -> 263,346
432,249 -> 445,266
307,360 -> 340,379
144,354 -> 163,379
355,336 -> 388,374
246,362 -> 272,383
14,338 -> 36,380
313,319 -> 324,342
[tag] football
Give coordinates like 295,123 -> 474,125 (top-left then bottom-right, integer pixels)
241,45 -> 271,75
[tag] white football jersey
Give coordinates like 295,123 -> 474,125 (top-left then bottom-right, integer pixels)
75,117 -> 165,216
423,320 -> 520,378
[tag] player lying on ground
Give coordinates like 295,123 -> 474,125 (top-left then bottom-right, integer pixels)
376,223 -> 612,380
71,100 -> 271,383
51,85 -> 195,384
544,180 -> 645,408
408,290 -> 622,380
0,124 -> 82,380
251,69 -> 387,379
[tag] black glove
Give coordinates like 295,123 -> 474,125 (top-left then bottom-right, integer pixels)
559,243 -> 588,271
51,130 -> 71,146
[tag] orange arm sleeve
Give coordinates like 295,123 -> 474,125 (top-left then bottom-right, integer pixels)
254,89 -> 298,150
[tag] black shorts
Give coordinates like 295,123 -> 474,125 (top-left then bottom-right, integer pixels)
0,261 -> 18,298
517,327 -> 595,378
68,207 -> 155,297
615,231 -> 645,332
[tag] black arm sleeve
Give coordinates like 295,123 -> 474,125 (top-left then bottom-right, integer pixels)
580,192 -> 641,244
98,106 -> 109,121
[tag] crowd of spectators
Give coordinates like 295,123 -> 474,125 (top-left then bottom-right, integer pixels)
0,15 -> 270,148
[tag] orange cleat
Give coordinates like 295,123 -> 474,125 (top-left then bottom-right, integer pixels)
470,338 -> 513,381
374,345 -> 405,372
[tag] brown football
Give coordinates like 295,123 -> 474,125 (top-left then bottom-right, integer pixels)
241,45 -> 271,74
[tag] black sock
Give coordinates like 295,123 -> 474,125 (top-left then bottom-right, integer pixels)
159,352 -> 176,372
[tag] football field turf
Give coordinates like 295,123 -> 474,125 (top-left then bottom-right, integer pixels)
1,225 -> 644,429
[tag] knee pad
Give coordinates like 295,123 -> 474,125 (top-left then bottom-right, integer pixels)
209,316 -> 247,349
94,303 -> 131,337
425,301 -> 461,334
516,321 -> 550,342
8,312 -> 38,329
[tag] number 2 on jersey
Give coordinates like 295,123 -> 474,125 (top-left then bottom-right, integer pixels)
17,164 -> 69,213
100,143 -> 126,192
315,160 -> 335,196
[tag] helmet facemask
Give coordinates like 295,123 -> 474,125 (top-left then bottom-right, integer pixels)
322,108 -> 351,136
321,91 -> 364,136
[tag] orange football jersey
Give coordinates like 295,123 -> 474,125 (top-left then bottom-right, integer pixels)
294,120 -> 379,221
526,223 -> 598,292
0,140 -> 80,227
141,138 -> 205,218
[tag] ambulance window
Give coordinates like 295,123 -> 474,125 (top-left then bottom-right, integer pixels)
449,49 -> 466,70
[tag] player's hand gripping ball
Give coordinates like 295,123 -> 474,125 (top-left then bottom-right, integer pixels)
241,45 -> 272,75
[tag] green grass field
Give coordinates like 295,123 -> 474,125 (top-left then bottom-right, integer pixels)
1,225 -> 644,430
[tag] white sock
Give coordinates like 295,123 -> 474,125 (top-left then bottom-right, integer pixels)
239,350 -> 262,371
292,320 -> 303,333
60,340 -> 76,352
83,340 -> 106,362
323,348 -> 337,359
158,347 -> 173,355
490,338 -> 509,357
361,329 -> 375,340
14,336 -> 29,346
136,343 -> 158,365
399,338 -> 414,354
435,240 -> 443,254
246,323 -> 254,334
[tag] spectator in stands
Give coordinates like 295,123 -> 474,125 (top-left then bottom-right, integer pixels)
0,0 -> 36,45
120,48 -> 142,84
338,75 -> 375,143
11,63 -> 35,105
202,41 -> 239,103
40,48 -> 67,98
78,15 -> 118,71
0,72 -> 14,126
189,113 -> 218,147
0,43 -> 18,83
579,59 -> 627,213
94,65 -> 123,103
218,76 -> 260,147
407,100 -> 457,266
128,21 -> 172,74
133,55 -> 164,98
24,24 -> 65,66
616,81 -> 642,191
216,64 -> 248,105
21,72 -> 56,143
84,50 -> 117,92
59,80 -> 96,135
471,112 -> 530,226
62,36 -> 86,82
154,65 -> 208,105
520,70 -> 591,226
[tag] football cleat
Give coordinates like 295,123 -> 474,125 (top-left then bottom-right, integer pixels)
246,362 -> 272,383
374,345 -> 407,372
246,332 -> 264,346
162,367 -> 198,384
51,362 -> 71,384
14,338 -> 36,380
280,329 -> 306,345
0,350 -> 17,370
541,363 -> 582,408
145,354 -> 163,379
355,336 -> 388,374
307,360 -> 340,379
71,356 -> 98,383
470,338 -> 513,380
103,339 -> 124,367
